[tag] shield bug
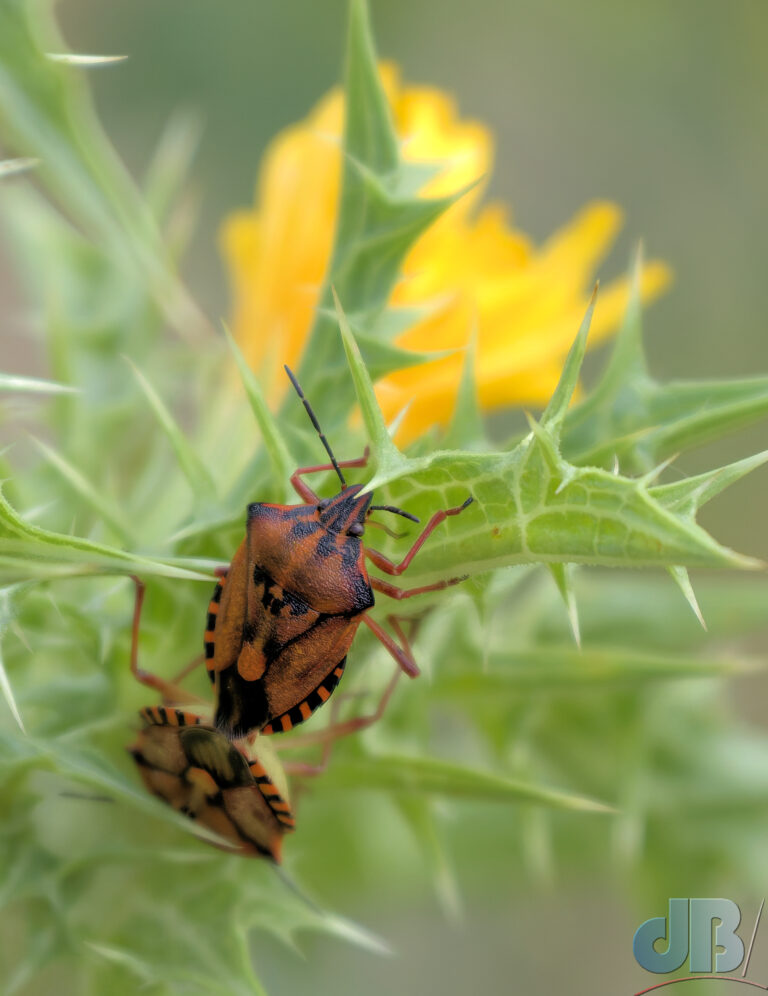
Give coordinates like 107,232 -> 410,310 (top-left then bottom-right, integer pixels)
204,366 -> 474,739
128,705 -> 294,861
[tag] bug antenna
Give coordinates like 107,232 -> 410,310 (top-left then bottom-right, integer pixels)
284,366 -> 346,487
369,504 -> 420,524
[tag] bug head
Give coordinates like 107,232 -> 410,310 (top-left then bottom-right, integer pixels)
284,366 -> 420,534
317,483 -> 372,537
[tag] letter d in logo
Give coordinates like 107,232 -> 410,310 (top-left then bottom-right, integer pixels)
633,898 -> 689,974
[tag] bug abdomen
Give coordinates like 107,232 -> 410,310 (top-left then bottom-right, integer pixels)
214,613 -> 361,737
262,658 -> 347,734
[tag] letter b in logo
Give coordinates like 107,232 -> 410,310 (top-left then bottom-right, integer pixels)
634,899 -> 744,974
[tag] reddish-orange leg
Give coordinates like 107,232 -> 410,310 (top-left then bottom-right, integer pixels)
290,449 -> 369,503
277,664 -> 403,777
365,496 -> 473,577
363,498 -> 473,675
129,576 -> 206,705
293,454 -> 473,681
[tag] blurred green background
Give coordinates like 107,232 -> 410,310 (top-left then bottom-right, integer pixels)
38,0 -> 768,563
2,1 -> 768,993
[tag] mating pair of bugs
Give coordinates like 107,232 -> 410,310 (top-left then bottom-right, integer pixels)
128,367 -> 473,862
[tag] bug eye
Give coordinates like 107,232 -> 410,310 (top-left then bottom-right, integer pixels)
317,498 -> 331,512
347,522 -> 364,537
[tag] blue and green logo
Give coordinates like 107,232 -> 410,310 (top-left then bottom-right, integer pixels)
633,898 -> 765,993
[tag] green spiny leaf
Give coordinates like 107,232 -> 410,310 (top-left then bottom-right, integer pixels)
224,324 -> 293,502
31,436 -> 133,543
563,255 -> 768,471
548,563 -> 581,646
0,156 -> 39,179
649,450 -> 768,516
0,372 -> 75,394
338,325 -> 758,576
294,0 -> 476,423
0,486 -> 214,582
541,285 -> 597,441
434,647 -> 759,691
443,328 -> 486,451
0,0 -> 207,339
321,752 -> 615,812
126,358 -> 216,502
667,565 -> 707,629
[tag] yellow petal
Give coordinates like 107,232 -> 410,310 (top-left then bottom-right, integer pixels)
222,63 -> 671,443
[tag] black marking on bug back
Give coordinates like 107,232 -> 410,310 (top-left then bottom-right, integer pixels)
180,727 -> 252,790
247,502 -> 277,521
289,518 -> 318,541
341,536 -> 362,570
281,504 -> 314,520
351,571 -> 375,612
323,502 -> 352,534
215,672 -> 271,739
267,658 -> 347,734
282,588 -> 310,616
314,530 -> 339,560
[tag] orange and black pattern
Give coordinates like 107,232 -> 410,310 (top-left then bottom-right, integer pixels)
129,707 -> 293,860
203,571 -> 227,666
248,759 -> 296,831
139,705 -> 202,728
261,660 -> 346,735
206,491 -> 375,738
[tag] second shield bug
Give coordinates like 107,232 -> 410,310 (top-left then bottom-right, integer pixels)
129,705 -> 294,861
204,366 -> 473,738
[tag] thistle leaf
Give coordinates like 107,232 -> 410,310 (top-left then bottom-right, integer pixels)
0,1 -> 207,338
126,358 -> 216,502
443,328 -> 486,451
0,637 -> 25,734
294,0 -> 475,422
667,565 -> 707,629
0,157 -> 39,179
321,752 -> 615,813
563,255 -> 768,470
434,648 -> 761,692
340,319 -> 759,576
548,563 -> 581,647
649,450 -> 768,516
0,372 -> 75,394
31,437 -> 133,544
223,325 -> 293,501
541,285 -> 597,441
0,486 -> 214,582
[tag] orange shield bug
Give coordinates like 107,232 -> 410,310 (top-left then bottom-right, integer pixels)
128,705 -> 294,861
204,366 -> 474,738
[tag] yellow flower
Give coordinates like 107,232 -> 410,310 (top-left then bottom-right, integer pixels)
222,64 -> 670,444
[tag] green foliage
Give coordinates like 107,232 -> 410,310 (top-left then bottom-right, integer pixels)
1,0 -> 768,993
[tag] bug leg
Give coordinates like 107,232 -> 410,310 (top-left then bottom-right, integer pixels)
279,666 -> 402,777
170,652 -> 204,686
128,576 -> 205,705
362,613 -> 420,677
290,448 -> 370,503
371,575 -> 468,601
365,496 -> 473,576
